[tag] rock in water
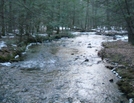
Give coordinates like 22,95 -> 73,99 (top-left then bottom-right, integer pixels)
109,79 -> 114,83
87,45 -> 92,48
84,59 -> 89,62
68,97 -> 73,103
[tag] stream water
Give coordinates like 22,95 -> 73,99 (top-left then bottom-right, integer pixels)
0,32 -> 128,103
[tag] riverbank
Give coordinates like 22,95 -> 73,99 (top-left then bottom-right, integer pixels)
0,32 -> 74,62
99,40 -> 134,99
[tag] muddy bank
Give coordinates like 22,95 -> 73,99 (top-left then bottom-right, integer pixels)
100,40 -> 134,99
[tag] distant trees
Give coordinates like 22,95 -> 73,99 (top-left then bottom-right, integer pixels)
0,0 -> 5,36
103,0 -> 134,44
115,0 -> 134,44
0,0 -> 134,44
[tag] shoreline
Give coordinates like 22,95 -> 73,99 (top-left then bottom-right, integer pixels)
99,40 -> 134,100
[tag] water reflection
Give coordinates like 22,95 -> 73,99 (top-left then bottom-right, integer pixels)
0,33 -> 128,103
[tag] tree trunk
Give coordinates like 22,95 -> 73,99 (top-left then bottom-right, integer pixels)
106,0 -> 110,29
1,0 -> 5,36
117,0 -> 134,44
56,27 -> 60,34
47,24 -> 53,37
85,0 -> 90,30
8,1 -> 13,33
127,27 -> 134,45
124,0 -> 134,44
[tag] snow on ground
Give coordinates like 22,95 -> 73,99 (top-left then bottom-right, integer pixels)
0,62 -> 11,66
0,41 -> 7,49
38,33 -> 48,37
71,32 -> 81,35
26,43 -> 41,51
32,33 -> 48,38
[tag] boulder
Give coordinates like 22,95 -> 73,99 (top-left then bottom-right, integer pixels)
109,79 -> 114,83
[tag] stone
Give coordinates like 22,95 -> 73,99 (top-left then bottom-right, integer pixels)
74,57 -> 79,61
21,88 -> 29,92
68,97 -> 73,103
105,64 -> 114,70
88,43 -> 91,45
71,53 -> 74,55
109,79 -> 114,83
97,60 -> 101,64
87,45 -> 92,48
20,66 -> 41,71
84,59 -> 89,62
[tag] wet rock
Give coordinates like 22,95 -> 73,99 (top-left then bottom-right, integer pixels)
78,41 -> 82,43
84,59 -> 89,62
52,94 -> 60,101
40,96 -> 47,100
105,64 -> 114,70
120,101 -> 124,103
71,53 -> 74,55
95,49 -> 98,51
109,79 -> 114,83
87,45 -> 92,48
111,68 -> 116,72
67,97 -> 73,103
74,58 -> 78,61
21,88 -> 29,92
20,67 -> 41,71
88,43 -> 91,45
56,84 -> 64,90
97,60 -> 101,64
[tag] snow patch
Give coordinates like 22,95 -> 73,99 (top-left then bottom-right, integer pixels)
2,36 -> 15,39
15,55 -> 19,59
129,98 -> 133,103
38,34 -> 48,37
0,41 -> 7,49
0,62 -> 11,66
26,43 -> 41,51
71,32 -> 81,35
11,44 -> 17,47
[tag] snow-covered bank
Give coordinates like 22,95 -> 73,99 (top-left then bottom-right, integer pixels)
71,31 -> 96,35
26,42 -> 41,51
0,41 -> 7,49
0,62 -> 11,66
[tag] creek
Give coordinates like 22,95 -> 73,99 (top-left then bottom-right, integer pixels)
0,32 -> 128,103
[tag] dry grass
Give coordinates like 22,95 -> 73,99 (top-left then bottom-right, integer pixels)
102,41 -> 134,66
101,40 -> 134,99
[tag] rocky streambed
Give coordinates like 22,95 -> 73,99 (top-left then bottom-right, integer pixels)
0,32 -> 128,103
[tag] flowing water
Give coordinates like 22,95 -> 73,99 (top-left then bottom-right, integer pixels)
0,33 -> 128,103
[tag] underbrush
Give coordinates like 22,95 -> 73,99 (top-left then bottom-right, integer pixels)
100,40 -> 134,99
0,32 -> 74,62
49,32 -> 75,40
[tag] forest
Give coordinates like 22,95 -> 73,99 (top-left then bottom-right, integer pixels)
0,0 -> 134,103
0,0 -> 134,44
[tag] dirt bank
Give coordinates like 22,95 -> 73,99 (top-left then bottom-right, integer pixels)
100,40 -> 134,99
